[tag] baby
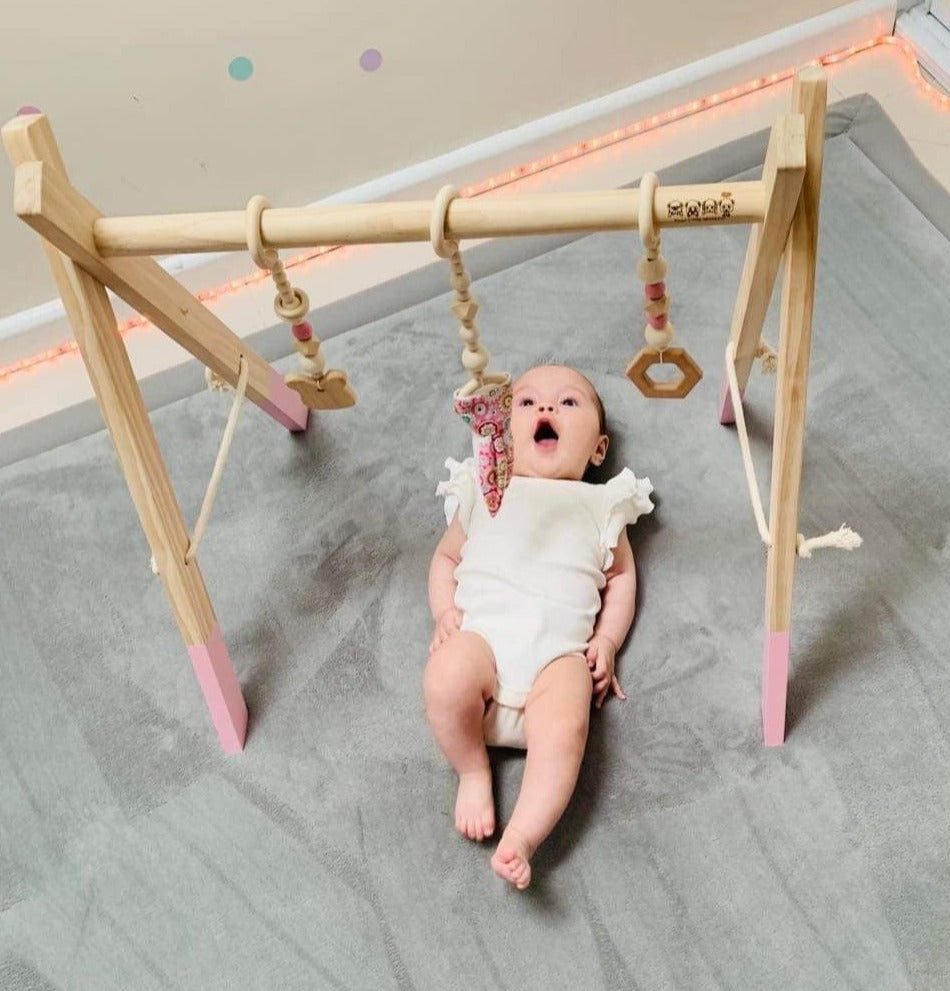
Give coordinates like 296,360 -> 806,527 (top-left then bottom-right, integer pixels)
425,364 -> 654,890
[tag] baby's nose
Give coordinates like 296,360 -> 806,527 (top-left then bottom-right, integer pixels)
540,404 -> 554,413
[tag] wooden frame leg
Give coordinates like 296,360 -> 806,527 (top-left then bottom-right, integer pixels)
762,67 -> 827,745
718,113 -> 805,425
63,260 -> 247,750
3,118 -> 249,752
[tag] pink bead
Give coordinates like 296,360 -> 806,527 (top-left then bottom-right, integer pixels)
645,281 -> 666,300
292,321 -> 313,342
648,314 -> 667,330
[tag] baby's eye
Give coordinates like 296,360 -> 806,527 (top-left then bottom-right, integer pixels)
518,397 -> 535,407
560,397 -> 578,407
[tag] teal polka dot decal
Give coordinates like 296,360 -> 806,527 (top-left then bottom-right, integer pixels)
228,57 -> 254,81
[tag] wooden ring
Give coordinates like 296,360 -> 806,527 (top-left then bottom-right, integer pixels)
246,195 -> 278,271
639,173 -> 659,253
430,185 -> 459,259
274,288 -> 310,324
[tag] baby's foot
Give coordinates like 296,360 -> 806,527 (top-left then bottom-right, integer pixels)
491,827 -> 533,890
455,770 -> 495,841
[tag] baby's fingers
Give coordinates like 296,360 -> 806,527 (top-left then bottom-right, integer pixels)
611,675 -> 627,701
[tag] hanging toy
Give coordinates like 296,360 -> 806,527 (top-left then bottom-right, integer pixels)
626,173 -> 703,398
430,185 -> 513,516
245,195 -> 356,410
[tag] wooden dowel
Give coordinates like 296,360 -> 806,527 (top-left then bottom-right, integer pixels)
90,182 -> 767,257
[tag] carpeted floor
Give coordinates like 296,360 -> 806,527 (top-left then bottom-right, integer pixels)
1,96 -> 949,990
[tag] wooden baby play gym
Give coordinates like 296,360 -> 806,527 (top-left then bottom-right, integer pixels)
3,65 -> 859,754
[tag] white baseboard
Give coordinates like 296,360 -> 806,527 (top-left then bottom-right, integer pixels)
896,5 -> 950,92
0,0 -> 896,467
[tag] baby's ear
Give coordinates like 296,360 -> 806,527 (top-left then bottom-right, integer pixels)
590,434 -> 609,466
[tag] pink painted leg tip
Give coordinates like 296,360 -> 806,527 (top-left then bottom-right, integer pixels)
267,369 -> 309,432
718,371 -> 738,425
187,623 -> 248,753
292,321 -> 313,342
762,631 -> 790,746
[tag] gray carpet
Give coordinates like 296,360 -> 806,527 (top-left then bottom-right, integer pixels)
1,95 -> 949,990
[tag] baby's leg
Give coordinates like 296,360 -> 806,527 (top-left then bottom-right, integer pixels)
491,654 -> 591,889
423,631 -> 497,841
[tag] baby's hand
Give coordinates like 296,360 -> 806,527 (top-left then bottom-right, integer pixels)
429,607 -> 463,654
585,635 -> 627,709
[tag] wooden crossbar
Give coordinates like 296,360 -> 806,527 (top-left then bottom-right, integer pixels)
86,182 -> 767,257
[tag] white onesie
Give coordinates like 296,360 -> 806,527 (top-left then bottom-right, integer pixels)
437,458 -> 654,747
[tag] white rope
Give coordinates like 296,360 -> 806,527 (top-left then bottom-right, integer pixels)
796,525 -> 863,557
725,340 -> 772,545
186,356 -> 249,563
150,358 -> 250,575
756,340 -> 778,373
724,340 -> 862,559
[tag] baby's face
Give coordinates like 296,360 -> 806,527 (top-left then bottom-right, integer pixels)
510,366 -> 608,480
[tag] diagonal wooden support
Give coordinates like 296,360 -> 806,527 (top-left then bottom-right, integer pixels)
4,115 -> 307,433
762,67 -> 827,745
718,112 -> 806,425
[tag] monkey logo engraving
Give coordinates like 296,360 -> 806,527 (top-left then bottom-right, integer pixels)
667,200 -> 684,220
719,192 -> 735,217
702,198 -> 718,219
686,200 -> 701,220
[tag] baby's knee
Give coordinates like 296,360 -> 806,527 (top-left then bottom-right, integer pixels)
530,705 -> 589,754
423,641 -> 489,709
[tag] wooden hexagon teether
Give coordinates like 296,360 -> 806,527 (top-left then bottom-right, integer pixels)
626,346 -> 703,399
284,369 -> 357,410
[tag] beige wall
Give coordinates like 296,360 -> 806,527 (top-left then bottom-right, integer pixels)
1,0 -> 850,318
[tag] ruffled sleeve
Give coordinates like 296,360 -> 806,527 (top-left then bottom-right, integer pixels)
435,457 -> 479,532
601,468 -> 654,569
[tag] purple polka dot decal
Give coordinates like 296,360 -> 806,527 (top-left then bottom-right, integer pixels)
17,105 -> 42,116
360,49 -> 382,72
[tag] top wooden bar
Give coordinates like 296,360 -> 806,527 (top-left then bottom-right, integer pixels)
89,181 -> 767,257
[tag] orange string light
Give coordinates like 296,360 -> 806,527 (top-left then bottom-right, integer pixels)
2,33 -> 946,384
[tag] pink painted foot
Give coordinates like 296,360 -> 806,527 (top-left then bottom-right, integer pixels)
762,630 -> 790,746
187,623 -> 248,753
264,368 -> 309,433
718,369 -> 740,425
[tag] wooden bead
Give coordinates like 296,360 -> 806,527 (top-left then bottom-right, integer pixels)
643,295 -> 670,318
644,324 -> 675,350
637,254 -> 668,283
461,346 -> 489,372
300,354 -> 326,376
295,337 -> 321,359
452,299 -> 479,323
458,325 -> 479,343
451,271 -> 470,293
645,281 -> 666,300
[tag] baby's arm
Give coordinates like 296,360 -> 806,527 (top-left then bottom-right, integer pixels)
428,514 -> 466,652
587,529 -> 638,706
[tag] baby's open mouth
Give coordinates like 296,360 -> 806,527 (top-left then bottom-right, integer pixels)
533,419 -> 558,448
